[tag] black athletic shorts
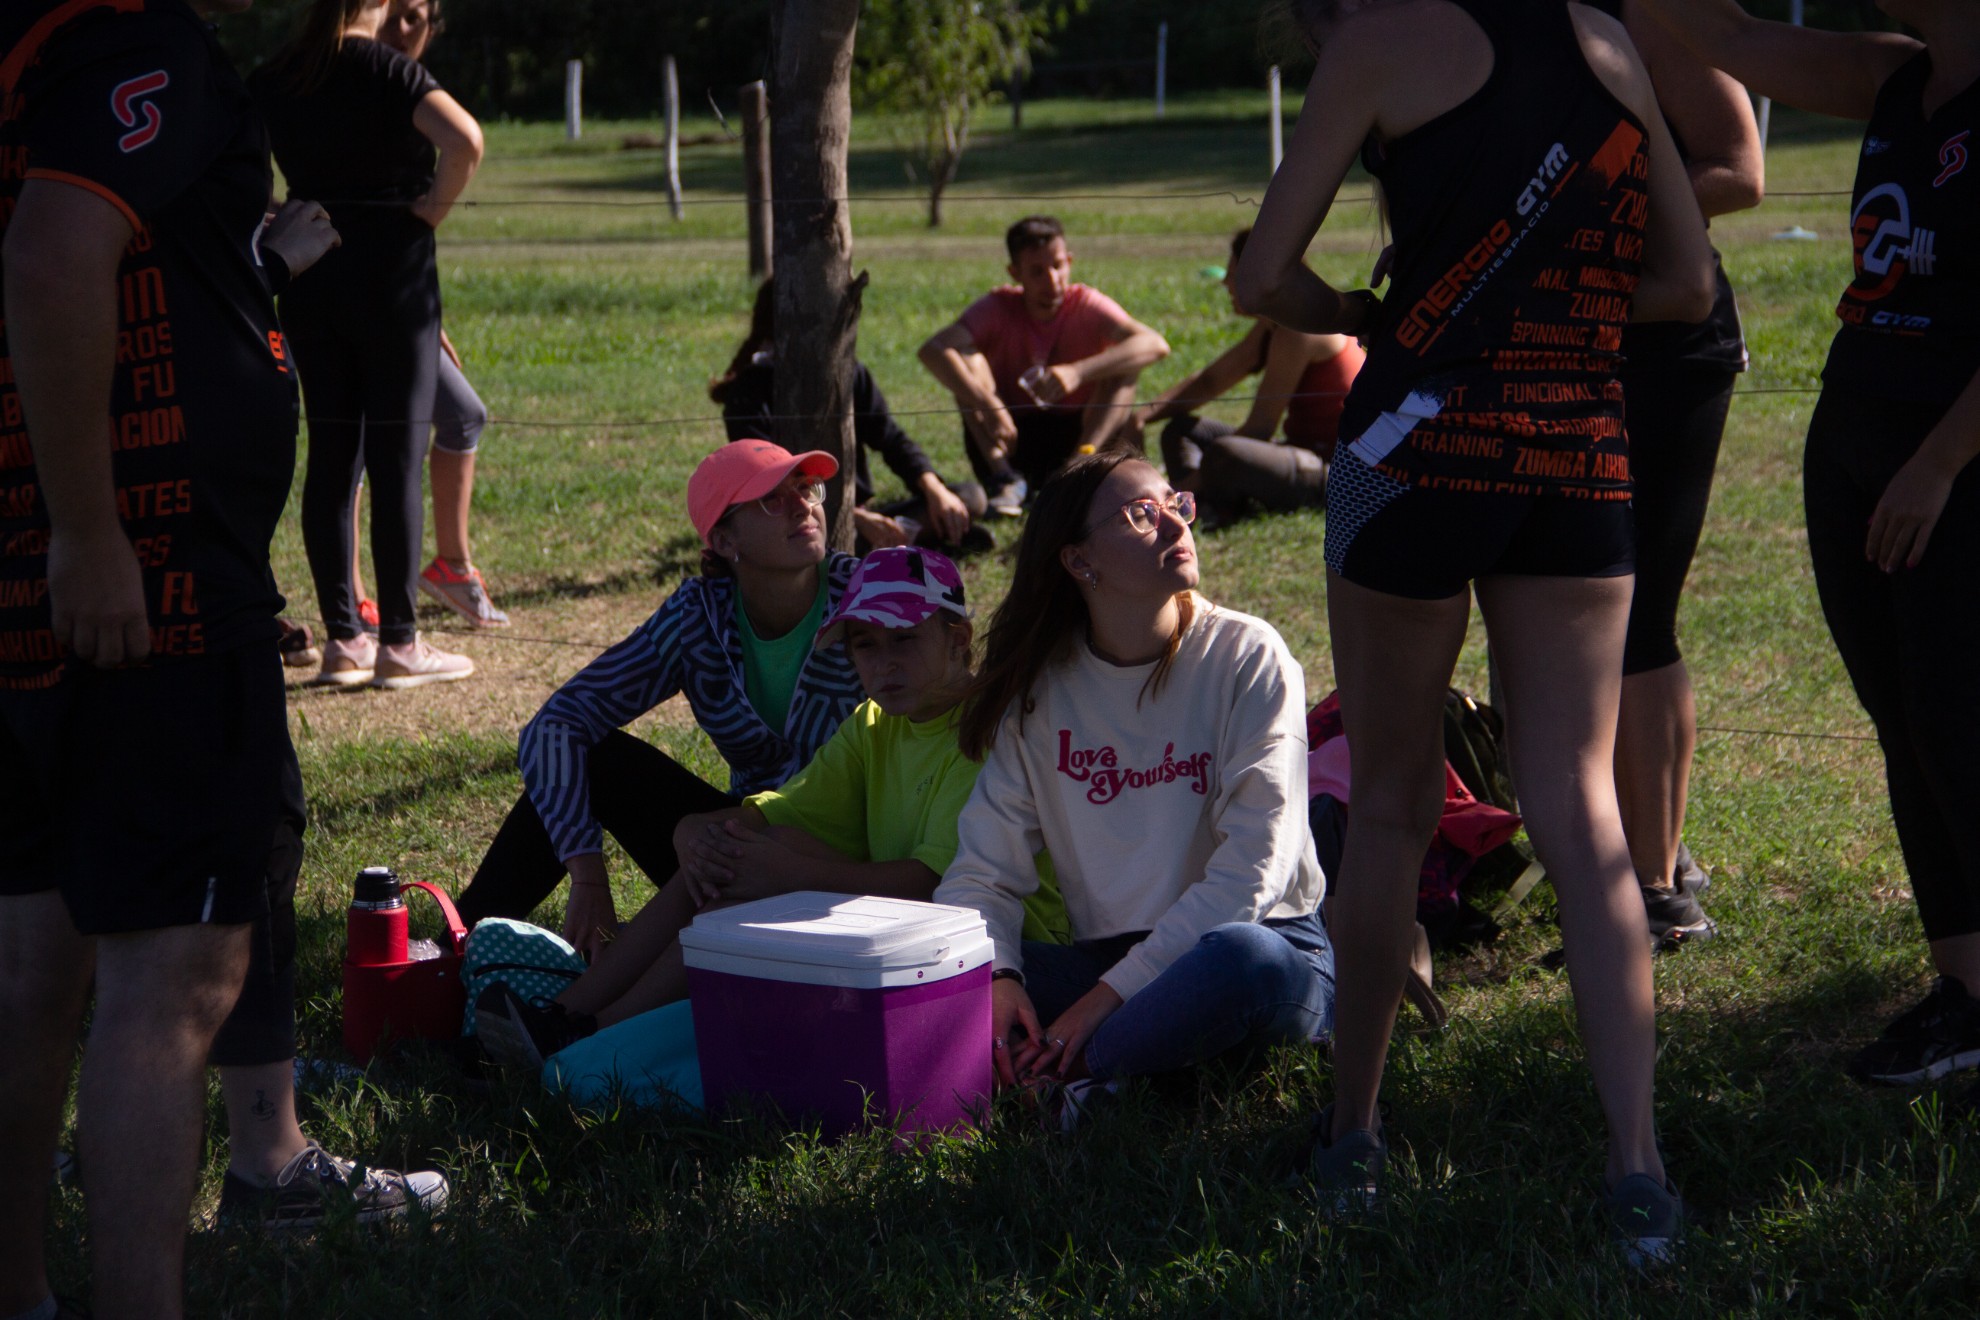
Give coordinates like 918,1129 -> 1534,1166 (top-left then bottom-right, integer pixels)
1323,447 -> 1635,600
0,645 -> 292,936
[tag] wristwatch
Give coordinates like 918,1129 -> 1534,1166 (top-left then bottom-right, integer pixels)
991,967 -> 1025,987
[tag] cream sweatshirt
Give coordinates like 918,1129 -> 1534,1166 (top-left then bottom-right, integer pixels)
935,597 -> 1324,1002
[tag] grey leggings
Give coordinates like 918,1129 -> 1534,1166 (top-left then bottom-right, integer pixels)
1160,415 -> 1327,514
430,348 -> 489,455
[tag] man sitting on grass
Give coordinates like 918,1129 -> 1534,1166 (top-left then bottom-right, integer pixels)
918,215 -> 1170,514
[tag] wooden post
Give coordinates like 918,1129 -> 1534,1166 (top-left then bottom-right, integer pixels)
767,0 -> 862,551
741,80 -> 773,280
663,55 -> 684,219
1268,65 -> 1282,176
1155,22 -> 1167,120
564,60 -> 582,140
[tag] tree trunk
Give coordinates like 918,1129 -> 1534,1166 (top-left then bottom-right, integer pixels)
768,0 -> 863,553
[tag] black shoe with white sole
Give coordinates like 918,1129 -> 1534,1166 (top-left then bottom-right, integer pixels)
1847,976 -> 1980,1085
217,1141 -> 448,1232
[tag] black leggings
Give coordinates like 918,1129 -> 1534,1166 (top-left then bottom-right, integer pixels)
283,217 -> 441,646
1805,387 -> 1980,942
1621,363 -> 1737,676
454,730 -> 739,928
1159,415 -> 1328,515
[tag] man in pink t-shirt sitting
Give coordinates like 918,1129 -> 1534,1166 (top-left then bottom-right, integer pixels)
918,215 -> 1170,511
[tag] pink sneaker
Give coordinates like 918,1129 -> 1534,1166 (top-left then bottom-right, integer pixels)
312,634 -> 377,687
372,637 -> 475,690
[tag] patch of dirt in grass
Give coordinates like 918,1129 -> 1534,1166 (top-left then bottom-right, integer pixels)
284,588 -> 694,749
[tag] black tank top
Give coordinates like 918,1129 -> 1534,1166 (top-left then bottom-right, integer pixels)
1581,0 -> 1745,373
1822,51 -> 1980,409
1341,0 -> 1649,500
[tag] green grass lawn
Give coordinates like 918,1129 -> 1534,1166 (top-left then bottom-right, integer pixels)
45,93 -> 1980,1314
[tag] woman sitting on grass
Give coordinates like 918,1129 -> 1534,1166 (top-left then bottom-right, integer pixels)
453,439 -> 866,957
933,451 -> 1334,1128
1140,228 -> 1364,526
476,546 -> 995,1069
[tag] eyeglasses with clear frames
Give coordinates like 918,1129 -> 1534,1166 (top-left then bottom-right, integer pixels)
731,474 -> 826,523
1085,490 -> 1196,538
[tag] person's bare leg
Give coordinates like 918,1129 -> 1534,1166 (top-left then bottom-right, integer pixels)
430,448 -> 475,568
956,355 -> 1017,478
0,893 -> 95,1317
1078,373 -> 1142,452
1615,660 -> 1695,889
349,484 -> 368,606
555,875 -> 699,1018
1932,932 -> 1980,990
80,923 -> 250,1320
1477,573 -> 1663,1188
1325,571 -> 1472,1140
592,944 -> 691,1028
217,1061 -> 310,1183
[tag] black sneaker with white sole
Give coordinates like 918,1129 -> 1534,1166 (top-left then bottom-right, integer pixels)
1606,1172 -> 1683,1270
217,1141 -> 448,1232
474,983 -> 594,1071
1847,976 -> 1980,1085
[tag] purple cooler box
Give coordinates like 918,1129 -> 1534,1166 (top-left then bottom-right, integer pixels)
681,893 -> 993,1138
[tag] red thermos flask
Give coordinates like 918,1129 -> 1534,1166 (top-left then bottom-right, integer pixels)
342,867 -> 468,1063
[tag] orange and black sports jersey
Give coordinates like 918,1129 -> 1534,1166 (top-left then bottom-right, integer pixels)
1338,0 -> 1649,501
0,0 -> 297,689
1822,51 -> 1980,410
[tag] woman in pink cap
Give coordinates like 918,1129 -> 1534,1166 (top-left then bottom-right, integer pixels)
454,439 -> 867,957
474,545 -> 1031,1066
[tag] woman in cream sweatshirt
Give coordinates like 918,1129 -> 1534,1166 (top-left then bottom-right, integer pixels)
935,451 -> 1333,1118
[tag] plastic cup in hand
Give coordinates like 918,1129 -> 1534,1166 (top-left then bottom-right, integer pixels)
1019,365 -> 1049,405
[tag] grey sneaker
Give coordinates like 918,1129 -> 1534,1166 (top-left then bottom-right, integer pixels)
217,1141 -> 448,1232
1041,1077 -> 1121,1134
987,477 -> 1028,517
1642,860 -> 1715,950
1606,1172 -> 1683,1270
1673,841 -> 1710,897
419,558 -> 510,628
1307,1107 -> 1386,1215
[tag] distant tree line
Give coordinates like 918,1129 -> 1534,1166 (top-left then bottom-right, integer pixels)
217,0 -> 1898,123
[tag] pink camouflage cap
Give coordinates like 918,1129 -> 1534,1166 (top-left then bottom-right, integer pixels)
815,546 -> 968,648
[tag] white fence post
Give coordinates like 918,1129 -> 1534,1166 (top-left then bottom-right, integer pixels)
1155,22 -> 1167,120
663,55 -> 683,219
1268,65 -> 1283,176
565,59 -> 583,141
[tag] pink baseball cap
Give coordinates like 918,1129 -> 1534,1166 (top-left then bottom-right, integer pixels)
816,546 -> 968,648
687,438 -> 838,545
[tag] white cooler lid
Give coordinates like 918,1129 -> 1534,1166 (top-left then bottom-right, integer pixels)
679,892 -> 988,972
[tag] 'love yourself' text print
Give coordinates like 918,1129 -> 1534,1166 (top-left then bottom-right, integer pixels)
1056,729 -> 1214,805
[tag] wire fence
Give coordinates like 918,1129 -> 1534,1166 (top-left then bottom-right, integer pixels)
280,174 -> 1879,750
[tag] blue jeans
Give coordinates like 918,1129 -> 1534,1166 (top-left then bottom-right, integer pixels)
1020,913 -> 1336,1083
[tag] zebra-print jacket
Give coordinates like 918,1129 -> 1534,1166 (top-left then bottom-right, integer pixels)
518,553 -> 864,860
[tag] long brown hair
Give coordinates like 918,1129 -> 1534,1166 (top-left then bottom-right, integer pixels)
707,278 -> 777,406
957,451 -> 1195,759
267,0 -> 374,94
